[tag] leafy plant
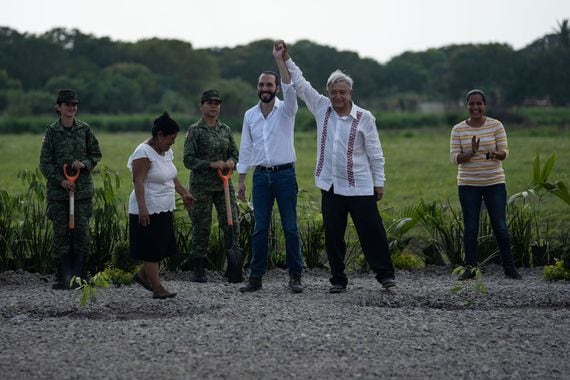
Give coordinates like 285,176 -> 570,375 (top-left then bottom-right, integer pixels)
102,267 -> 135,286
89,165 -> 126,274
413,200 -> 463,265
110,239 -> 134,271
392,252 -> 425,270
531,152 -> 570,206
299,215 -> 325,269
543,260 -> 570,281
70,272 -> 110,307
451,265 -> 489,297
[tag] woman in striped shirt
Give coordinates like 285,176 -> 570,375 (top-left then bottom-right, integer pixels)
450,89 -> 521,280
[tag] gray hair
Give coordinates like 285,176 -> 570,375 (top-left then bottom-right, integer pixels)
326,70 -> 353,89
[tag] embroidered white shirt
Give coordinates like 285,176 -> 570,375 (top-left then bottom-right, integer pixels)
286,58 -> 385,196
127,143 -> 177,215
237,82 -> 298,173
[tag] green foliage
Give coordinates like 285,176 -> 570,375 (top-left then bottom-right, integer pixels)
165,206 -> 193,272
101,267 -> 135,286
392,252 -> 425,270
88,165 -> 126,274
413,200 -> 463,265
543,260 -> 570,281
70,272 -> 110,307
110,240 -> 135,272
2,22 -> 570,116
299,215 -> 326,269
451,266 -> 489,297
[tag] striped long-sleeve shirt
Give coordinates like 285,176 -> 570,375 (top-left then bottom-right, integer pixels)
449,117 -> 508,186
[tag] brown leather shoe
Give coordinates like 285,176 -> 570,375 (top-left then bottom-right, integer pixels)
152,284 -> 177,299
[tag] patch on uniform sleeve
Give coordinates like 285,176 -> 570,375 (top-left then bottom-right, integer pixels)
42,134 -> 47,143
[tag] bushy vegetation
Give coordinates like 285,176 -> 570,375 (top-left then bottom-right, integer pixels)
1,152 -> 568,276
1,20 -> 570,122
543,260 -> 570,281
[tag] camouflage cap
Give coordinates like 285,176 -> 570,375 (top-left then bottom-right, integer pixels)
56,89 -> 80,104
200,89 -> 222,103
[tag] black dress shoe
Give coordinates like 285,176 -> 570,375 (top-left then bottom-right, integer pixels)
504,266 -> 522,279
288,276 -> 303,293
329,284 -> 346,294
240,277 -> 262,293
458,266 -> 477,281
381,277 -> 396,289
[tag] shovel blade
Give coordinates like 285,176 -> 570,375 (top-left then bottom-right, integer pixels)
226,245 -> 244,283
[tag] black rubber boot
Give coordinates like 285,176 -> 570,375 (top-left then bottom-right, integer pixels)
191,259 -> 208,283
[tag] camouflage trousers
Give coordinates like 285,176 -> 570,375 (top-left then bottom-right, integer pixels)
189,187 -> 239,261
47,199 -> 92,283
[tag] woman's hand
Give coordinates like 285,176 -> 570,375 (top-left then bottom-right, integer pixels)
471,136 -> 480,153
182,193 -> 196,210
224,160 -> 235,170
71,160 -> 85,170
138,206 -> 150,227
60,179 -> 76,192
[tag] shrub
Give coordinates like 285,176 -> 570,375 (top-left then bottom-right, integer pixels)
102,267 -> 135,286
543,260 -> 570,281
111,240 -> 136,272
392,252 -> 425,270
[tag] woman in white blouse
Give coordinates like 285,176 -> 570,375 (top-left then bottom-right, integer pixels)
128,112 -> 194,299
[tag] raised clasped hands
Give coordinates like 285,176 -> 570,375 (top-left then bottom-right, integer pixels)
273,40 -> 290,61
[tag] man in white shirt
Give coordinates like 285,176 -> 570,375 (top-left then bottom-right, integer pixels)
281,40 -> 395,293
237,41 -> 304,293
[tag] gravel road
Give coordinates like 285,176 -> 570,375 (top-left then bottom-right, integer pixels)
1,265 -> 568,379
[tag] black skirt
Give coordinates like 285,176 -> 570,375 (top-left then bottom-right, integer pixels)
129,212 -> 178,262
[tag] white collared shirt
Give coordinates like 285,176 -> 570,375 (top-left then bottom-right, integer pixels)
237,82 -> 298,173
286,58 -> 386,196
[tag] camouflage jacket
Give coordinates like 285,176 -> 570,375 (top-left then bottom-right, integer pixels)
39,119 -> 102,201
183,119 -> 239,191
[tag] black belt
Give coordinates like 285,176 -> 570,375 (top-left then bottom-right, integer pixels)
255,163 -> 294,172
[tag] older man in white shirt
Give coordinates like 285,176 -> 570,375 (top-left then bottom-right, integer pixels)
281,41 -> 395,293
237,41 -> 304,293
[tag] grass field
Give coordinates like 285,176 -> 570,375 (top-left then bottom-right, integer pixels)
1,127 -> 569,229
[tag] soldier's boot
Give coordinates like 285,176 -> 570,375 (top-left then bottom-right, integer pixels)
69,253 -> 85,289
53,256 -> 71,290
191,258 -> 208,283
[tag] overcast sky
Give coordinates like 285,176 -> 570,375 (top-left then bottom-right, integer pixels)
2,0 -> 569,63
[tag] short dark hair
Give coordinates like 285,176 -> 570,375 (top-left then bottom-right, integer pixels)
151,112 -> 180,137
260,70 -> 280,86
466,89 -> 486,104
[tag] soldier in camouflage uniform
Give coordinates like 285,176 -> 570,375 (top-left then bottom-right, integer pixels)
39,89 -> 102,289
183,90 -> 239,282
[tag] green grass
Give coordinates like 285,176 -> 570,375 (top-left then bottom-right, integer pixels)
1,127 -> 569,229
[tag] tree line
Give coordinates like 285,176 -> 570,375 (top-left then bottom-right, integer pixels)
0,20 -> 568,118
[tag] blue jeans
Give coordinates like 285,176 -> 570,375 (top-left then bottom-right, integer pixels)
458,184 -> 514,267
250,167 -> 303,278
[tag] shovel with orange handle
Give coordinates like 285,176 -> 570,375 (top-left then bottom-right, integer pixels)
63,163 -> 80,229
217,168 -> 244,283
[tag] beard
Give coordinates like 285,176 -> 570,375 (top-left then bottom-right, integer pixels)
258,90 -> 277,103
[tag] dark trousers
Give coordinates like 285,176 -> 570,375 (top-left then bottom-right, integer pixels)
321,188 -> 394,287
458,184 -> 514,268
